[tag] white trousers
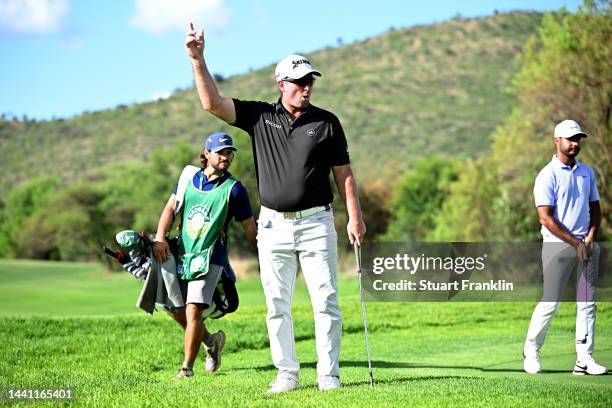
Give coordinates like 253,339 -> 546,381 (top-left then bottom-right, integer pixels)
525,243 -> 600,357
257,206 -> 342,378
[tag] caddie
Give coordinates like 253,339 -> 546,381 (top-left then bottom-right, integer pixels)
153,132 -> 257,379
523,119 -> 606,376
184,23 -> 366,392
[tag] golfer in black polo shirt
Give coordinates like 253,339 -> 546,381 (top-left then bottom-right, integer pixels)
184,23 -> 366,393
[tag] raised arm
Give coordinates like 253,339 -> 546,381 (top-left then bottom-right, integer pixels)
332,164 -> 366,245
185,22 -> 236,124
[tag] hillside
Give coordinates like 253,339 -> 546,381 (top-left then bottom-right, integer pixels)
0,12 -> 543,192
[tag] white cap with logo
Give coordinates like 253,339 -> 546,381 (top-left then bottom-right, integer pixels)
274,54 -> 322,81
554,119 -> 588,139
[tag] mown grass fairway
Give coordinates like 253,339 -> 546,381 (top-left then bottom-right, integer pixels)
1,259 -> 610,407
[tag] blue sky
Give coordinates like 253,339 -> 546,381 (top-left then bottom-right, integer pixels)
0,0 -> 582,120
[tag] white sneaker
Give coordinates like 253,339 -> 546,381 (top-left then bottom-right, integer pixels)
573,355 -> 608,375
318,375 -> 341,391
204,331 -> 226,373
523,350 -> 541,374
266,374 -> 300,394
172,367 -> 194,380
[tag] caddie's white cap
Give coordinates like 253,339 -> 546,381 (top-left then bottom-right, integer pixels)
274,54 -> 321,81
554,119 -> 588,139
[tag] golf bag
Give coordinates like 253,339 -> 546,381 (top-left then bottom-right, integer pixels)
102,230 -> 239,319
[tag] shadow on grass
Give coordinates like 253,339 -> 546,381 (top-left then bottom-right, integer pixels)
342,375 -> 477,388
291,375 -> 473,390
231,360 -> 568,374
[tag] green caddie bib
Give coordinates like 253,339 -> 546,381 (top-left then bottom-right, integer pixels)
178,174 -> 237,281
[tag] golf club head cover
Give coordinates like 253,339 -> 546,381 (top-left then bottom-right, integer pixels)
115,230 -> 151,281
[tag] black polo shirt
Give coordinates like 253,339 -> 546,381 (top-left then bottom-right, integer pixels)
231,98 -> 350,212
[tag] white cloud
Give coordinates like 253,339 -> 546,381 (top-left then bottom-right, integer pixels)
130,0 -> 230,35
0,0 -> 69,36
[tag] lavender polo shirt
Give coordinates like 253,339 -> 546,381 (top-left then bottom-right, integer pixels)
534,155 -> 600,242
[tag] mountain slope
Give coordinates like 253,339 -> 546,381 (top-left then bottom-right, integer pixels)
0,12 -> 543,191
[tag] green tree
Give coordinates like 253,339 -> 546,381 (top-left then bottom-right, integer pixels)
14,184 -> 112,260
3,177 -> 61,256
434,2 -> 611,241
384,157 -> 459,242
96,141 -> 195,233
511,2 -> 611,238
429,157 -> 499,241
0,200 -> 11,257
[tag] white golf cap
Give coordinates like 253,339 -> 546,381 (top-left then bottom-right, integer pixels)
274,54 -> 321,81
554,119 -> 588,139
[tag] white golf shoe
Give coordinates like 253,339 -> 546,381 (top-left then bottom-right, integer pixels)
573,355 -> 608,375
266,374 -> 300,394
523,350 -> 542,374
318,375 -> 341,391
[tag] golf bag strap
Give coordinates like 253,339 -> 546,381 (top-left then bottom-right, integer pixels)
174,165 -> 200,216
207,269 -> 239,319
219,271 -> 239,313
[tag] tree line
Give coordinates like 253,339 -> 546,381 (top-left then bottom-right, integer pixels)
386,2 -> 610,243
0,3 -> 609,261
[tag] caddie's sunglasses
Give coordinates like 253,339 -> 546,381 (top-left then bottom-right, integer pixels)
284,76 -> 316,87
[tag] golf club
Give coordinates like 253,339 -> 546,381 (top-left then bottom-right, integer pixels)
101,245 -> 129,264
354,240 -> 374,387
580,259 -> 589,345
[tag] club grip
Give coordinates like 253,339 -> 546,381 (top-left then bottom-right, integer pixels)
101,245 -> 118,257
101,245 -> 128,264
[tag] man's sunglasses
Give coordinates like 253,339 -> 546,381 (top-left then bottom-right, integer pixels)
284,76 -> 316,87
